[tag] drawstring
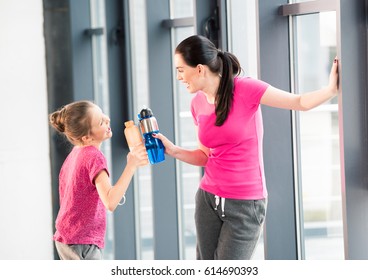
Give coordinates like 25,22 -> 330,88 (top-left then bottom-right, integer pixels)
214,195 -> 226,217
214,195 -> 220,210
221,197 -> 225,217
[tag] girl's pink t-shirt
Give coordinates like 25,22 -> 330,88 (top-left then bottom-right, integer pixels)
53,145 -> 109,248
191,77 -> 269,200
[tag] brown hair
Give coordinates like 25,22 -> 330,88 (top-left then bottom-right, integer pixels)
175,35 -> 241,126
49,100 -> 95,145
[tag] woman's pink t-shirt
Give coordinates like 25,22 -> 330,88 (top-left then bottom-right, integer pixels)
53,145 -> 109,248
191,77 -> 269,200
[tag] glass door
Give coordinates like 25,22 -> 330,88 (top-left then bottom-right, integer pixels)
292,10 -> 344,259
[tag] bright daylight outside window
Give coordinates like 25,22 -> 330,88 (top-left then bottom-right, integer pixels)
171,0 -> 199,260
295,11 -> 344,259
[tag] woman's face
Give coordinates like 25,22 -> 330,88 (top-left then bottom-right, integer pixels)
88,105 -> 112,144
174,53 -> 201,93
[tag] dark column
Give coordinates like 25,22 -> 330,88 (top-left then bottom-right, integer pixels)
258,0 -> 299,260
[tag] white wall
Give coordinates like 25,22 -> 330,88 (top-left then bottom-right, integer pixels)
0,0 -> 54,259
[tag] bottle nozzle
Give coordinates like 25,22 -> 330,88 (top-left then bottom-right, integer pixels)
139,107 -> 153,119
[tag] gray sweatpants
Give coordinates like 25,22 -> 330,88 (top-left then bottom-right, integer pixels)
55,241 -> 103,260
195,188 -> 267,260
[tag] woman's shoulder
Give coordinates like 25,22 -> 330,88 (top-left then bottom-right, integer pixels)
235,76 -> 269,92
234,76 -> 270,104
235,76 -> 264,86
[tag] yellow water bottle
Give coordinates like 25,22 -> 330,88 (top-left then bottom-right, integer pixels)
124,120 -> 143,151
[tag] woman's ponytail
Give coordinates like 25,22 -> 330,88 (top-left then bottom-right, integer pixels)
215,51 -> 241,126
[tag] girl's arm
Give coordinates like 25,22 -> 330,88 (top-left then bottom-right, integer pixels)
260,58 -> 339,111
94,143 -> 148,212
154,126 -> 209,167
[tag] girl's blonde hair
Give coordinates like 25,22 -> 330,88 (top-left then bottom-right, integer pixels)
49,100 -> 95,145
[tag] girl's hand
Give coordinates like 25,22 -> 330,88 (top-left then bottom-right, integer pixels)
127,143 -> 149,167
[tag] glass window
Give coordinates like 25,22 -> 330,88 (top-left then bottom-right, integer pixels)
227,0 -> 264,260
128,0 -> 198,260
227,0 -> 258,78
171,0 -> 193,18
89,0 -> 114,259
294,11 -> 344,259
129,0 -> 154,259
171,0 -> 198,260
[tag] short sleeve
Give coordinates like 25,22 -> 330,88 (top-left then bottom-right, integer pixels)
85,148 -> 109,184
235,77 -> 269,107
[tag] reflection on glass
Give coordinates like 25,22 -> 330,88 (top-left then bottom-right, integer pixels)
295,11 -> 343,259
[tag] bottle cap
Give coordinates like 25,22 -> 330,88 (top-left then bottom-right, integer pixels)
124,120 -> 134,127
139,108 -> 153,120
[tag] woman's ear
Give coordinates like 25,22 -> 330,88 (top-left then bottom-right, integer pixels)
197,64 -> 205,75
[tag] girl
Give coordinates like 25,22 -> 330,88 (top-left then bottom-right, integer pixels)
49,100 -> 148,260
154,35 -> 339,260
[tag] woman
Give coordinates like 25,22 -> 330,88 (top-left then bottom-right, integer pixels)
49,100 -> 148,259
154,35 -> 339,260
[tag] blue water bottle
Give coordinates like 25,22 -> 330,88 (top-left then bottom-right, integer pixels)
138,108 -> 165,164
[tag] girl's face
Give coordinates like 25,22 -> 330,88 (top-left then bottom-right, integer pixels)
88,105 -> 112,146
175,53 -> 202,93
